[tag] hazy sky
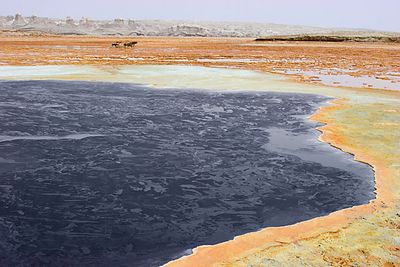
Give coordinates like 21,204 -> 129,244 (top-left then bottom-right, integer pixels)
3,0 -> 399,32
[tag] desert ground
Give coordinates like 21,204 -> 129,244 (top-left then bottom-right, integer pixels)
0,34 -> 399,266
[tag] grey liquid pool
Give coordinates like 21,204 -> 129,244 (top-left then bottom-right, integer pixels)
0,80 -> 374,266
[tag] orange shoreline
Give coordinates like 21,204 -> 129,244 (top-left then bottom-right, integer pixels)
165,98 -> 397,267
0,35 -> 399,266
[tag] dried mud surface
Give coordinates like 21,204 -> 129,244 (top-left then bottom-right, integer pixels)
0,35 -> 399,88
0,35 -> 399,266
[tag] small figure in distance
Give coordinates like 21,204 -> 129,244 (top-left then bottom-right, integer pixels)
123,41 -> 138,48
111,41 -> 122,48
111,41 -> 137,48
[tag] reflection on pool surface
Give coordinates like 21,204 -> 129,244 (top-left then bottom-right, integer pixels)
0,80 -> 374,266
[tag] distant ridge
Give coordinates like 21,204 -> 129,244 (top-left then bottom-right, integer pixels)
1,14 -> 398,38
255,33 -> 400,43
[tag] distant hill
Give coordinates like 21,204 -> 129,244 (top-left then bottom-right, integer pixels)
1,14 -> 398,38
255,32 -> 400,42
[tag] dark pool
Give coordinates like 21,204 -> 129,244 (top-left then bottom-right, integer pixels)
0,80 -> 374,266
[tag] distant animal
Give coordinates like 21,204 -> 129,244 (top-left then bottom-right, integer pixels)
111,41 -> 122,48
123,41 -> 138,48
111,41 -> 137,48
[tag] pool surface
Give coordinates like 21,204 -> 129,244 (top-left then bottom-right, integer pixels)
0,80 -> 374,266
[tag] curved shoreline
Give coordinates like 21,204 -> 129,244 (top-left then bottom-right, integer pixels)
0,64 -> 398,266
166,77 -> 400,265
311,99 -> 397,206
164,97 -> 394,267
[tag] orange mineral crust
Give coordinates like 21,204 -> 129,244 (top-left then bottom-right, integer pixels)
0,34 -> 399,266
0,34 -> 399,89
223,100 -> 400,267
166,98 -> 400,267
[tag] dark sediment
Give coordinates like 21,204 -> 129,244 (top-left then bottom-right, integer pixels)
255,35 -> 400,43
0,80 -> 374,266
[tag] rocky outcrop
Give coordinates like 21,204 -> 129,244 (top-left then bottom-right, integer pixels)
11,14 -> 27,27
65,17 -> 75,26
167,25 -> 209,36
113,18 -> 125,26
255,34 -> 400,43
1,14 -> 398,38
79,17 -> 93,27
27,16 -> 38,23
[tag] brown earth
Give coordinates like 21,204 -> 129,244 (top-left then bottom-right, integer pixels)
0,34 -> 399,84
0,35 -> 399,266
255,34 -> 400,43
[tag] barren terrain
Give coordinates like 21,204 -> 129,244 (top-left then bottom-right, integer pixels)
0,34 -> 399,88
3,14 -> 392,37
0,35 -> 399,266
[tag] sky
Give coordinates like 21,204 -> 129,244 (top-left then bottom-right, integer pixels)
2,0 -> 399,32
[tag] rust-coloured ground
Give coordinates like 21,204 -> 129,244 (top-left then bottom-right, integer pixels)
1,34 -> 399,266
0,34 -> 399,85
